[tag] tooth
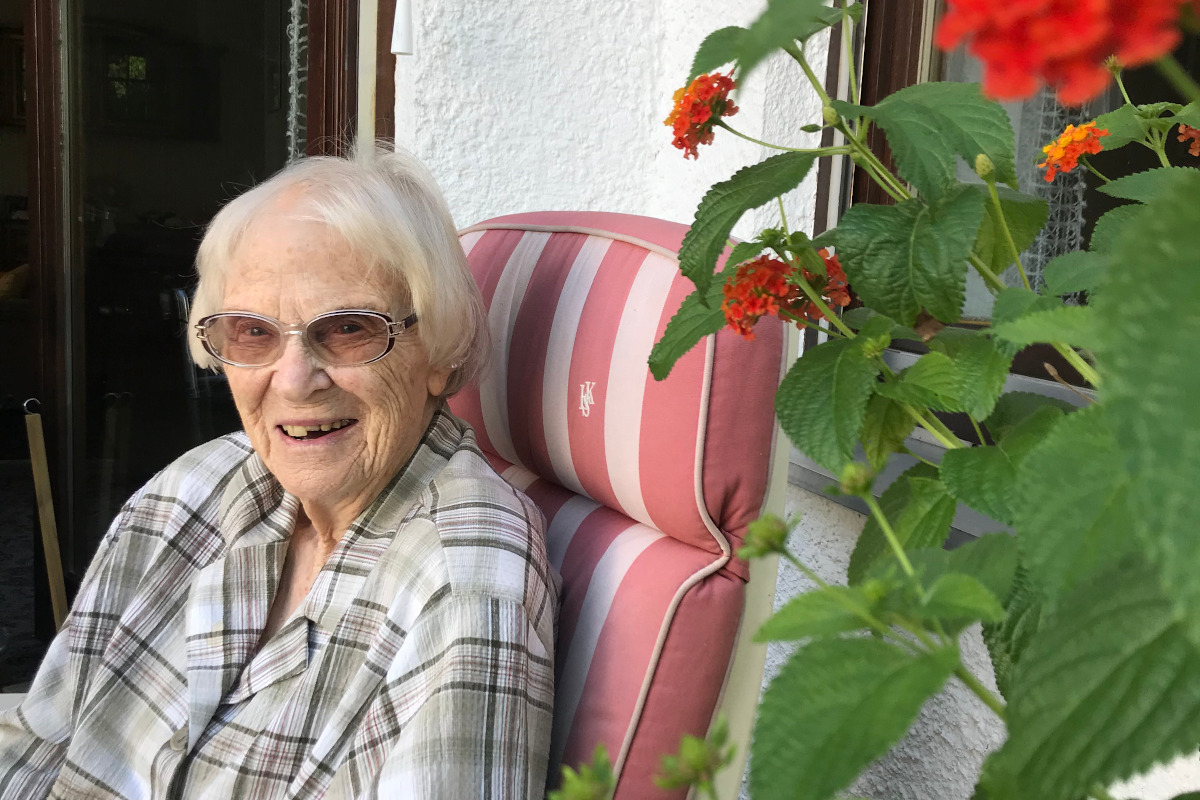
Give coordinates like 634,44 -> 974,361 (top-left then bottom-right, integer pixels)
320,424 -> 332,431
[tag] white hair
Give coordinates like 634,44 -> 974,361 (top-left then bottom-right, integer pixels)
188,143 -> 489,396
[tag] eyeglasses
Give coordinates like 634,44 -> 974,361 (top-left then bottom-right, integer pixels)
195,309 -> 418,368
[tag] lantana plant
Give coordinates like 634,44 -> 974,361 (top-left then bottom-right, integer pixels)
595,1 -> 1200,799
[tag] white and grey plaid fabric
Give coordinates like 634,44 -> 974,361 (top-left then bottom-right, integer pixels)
0,410 -> 556,799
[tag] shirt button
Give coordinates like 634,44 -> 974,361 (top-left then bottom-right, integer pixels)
169,727 -> 188,752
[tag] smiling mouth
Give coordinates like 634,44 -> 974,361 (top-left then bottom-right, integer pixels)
279,419 -> 357,440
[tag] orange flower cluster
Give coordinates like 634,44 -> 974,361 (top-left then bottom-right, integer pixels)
721,250 -> 851,340
1038,121 -> 1110,182
936,0 -> 1193,105
1178,123 -> 1200,157
664,71 -> 739,159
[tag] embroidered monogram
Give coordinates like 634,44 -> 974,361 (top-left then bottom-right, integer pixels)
579,381 -> 597,417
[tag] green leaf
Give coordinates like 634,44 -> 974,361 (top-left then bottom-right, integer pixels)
680,152 -> 817,295
875,352 -> 964,413
750,638 -> 959,800
990,305 -> 1103,351
848,464 -> 957,585
1042,250 -> 1109,295
1168,100 -> 1200,129
1098,166 -> 1200,203
971,185 -> 1049,275
776,337 -> 880,473
941,405 -> 1064,525
981,559 -> 1200,800
945,533 -> 1019,602
686,26 -> 746,83
982,564 -> 1044,699
988,287 -> 1062,358
735,0 -> 844,82
755,585 -> 878,642
1090,204 -> 1145,253
648,276 -> 729,382
836,187 -> 987,325
1098,167 -> 1200,647
834,82 -> 1018,202
551,744 -> 616,800
860,394 -> 915,472
984,391 -> 1075,441
917,572 -> 1005,628
1012,406 -> 1138,603
1094,104 -> 1147,149
928,329 -> 1013,420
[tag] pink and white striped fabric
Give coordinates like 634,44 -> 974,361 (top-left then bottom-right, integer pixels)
450,211 -> 787,799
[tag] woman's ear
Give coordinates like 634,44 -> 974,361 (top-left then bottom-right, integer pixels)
426,363 -> 453,398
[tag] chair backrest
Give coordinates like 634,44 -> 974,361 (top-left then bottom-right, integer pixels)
450,211 -> 789,798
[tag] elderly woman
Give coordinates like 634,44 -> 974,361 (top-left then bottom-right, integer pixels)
0,147 -> 557,798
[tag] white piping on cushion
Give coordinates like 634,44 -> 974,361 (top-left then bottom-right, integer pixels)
459,222 -> 684,265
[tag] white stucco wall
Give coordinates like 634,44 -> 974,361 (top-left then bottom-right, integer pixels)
390,2 -> 1196,798
393,0 -> 825,240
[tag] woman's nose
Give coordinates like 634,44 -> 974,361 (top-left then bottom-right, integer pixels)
270,333 -> 333,397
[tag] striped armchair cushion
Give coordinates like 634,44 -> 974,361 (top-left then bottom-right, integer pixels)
450,211 -> 787,798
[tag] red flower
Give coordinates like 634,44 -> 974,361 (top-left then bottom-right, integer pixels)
936,0 -> 1191,105
1037,121 -> 1110,181
1178,123 -> 1200,156
721,250 -> 851,340
664,71 -> 739,159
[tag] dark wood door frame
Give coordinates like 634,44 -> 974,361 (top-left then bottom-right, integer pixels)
306,0 -> 360,156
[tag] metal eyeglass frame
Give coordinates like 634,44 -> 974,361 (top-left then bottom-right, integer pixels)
194,309 -> 419,368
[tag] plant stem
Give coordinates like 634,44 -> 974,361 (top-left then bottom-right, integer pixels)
969,253 -> 1008,294
956,666 -> 1007,720
841,0 -> 859,106
863,495 -> 917,579
838,121 -> 913,200
1114,71 -> 1134,106
779,310 -> 845,339
1052,343 -> 1101,387
1043,362 -> 1095,404
716,121 -> 851,156
782,550 -> 830,590
1156,53 -> 1200,103
777,197 -> 790,233
791,270 -> 858,338
701,781 -> 720,800
1080,155 -> 1111,183
853,155 -> 906,203
968,414 -> 985,446
785,44 -> 834,108
985,180 -> 1033,291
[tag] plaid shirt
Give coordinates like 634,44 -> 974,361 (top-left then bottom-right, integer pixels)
0,410 -> 556,799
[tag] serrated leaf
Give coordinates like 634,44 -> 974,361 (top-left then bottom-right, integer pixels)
942,405 -> 1064,525
1094,104 -> 1147,149
1168,101 -> 1200,129
982,564 -> 1044,699
1042,250 -> 1109,295
834,82 -> 1018,202
686,26 -> 746,83
1013,406 -> 1138,603
928,330 -> 1013,420
836,187 -> 986,325
981,559 -> 1200,800
984,391 -> 1074,441
1098,166 -> 1200,203
735,0 -> 842,82
971,185 -> 1049,276
1098,167 -> 1200,648
776,337 -> 880,473
861,394 -> 915,472
876,352 -> 964,413
750,638 -> 959,800
1090,204 -> 1145,253
988,287 -> 1062,357
755,585 -> 877,642
648,284 -> 728,382
904,533 -> 1018,607
990,305 -> 1103,351
918,573 -> 1005,628
680,152 -> 817,295
848,464 -> 957,585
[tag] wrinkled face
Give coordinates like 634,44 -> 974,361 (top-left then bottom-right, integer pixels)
221,196 -> 450,513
